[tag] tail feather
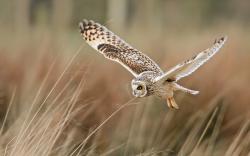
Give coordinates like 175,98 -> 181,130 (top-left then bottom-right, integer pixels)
185,89 -> 199,95
174,83 -> 199,95
167,97 -> 179,109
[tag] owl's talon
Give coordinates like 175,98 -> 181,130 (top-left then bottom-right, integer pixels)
167,97 -> 179,109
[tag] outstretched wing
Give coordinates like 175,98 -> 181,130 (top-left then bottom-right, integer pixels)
154,36 -> 227,83
79,19 -> 162,77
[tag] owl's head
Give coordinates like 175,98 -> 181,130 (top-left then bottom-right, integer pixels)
131,80 -> 148,97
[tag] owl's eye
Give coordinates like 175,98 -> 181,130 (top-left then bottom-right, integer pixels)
137,85 -> 143,90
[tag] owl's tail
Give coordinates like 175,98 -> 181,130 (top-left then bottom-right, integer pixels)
174,83 -> 199,95
166,97 -> 179,109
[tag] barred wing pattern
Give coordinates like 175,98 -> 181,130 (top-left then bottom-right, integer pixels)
79,20 -> 163,77
154,36 -> 227,83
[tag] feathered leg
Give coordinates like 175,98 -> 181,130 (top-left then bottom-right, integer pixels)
166,97 -> 179,109
173,83 -> 199,95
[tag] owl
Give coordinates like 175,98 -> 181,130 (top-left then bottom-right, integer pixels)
79,19 -> 227,109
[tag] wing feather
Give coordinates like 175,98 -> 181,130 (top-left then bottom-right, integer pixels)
154,36 -> 227,83
79,19 -> 162,77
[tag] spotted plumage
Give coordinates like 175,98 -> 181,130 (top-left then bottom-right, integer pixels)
79,19 -> 163,77
79,19 -> 227,109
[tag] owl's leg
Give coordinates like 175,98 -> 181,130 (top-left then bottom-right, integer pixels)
173,83 -> 199,95
166,97 -> 179,109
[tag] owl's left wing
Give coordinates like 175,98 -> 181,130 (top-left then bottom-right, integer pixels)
154,36 -> 227,83
79,19 -> 162,77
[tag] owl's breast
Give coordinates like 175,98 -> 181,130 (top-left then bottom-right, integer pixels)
153,84 -> 174,98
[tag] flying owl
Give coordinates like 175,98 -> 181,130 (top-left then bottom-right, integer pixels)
79,19 -> 227,109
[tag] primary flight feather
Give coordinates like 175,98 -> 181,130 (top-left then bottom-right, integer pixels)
79,19 -> 162,77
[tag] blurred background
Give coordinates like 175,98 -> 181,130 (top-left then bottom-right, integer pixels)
0,0 -> 249,155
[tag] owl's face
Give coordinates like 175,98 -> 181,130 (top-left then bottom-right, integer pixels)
131,80 -> 148,97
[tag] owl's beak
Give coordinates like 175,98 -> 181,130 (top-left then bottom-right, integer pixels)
133,90 -> 141,97
132,90 -> 137,97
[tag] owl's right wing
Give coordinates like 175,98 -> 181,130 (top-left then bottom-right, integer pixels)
154,36 -> 227,83
79,20 -> 163,77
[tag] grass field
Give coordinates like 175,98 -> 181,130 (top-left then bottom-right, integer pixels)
0,24 -> 249,155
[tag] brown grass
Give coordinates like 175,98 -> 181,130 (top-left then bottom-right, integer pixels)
0,27 -> 249,155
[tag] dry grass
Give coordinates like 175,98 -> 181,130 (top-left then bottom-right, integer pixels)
0,27 -> 249,155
